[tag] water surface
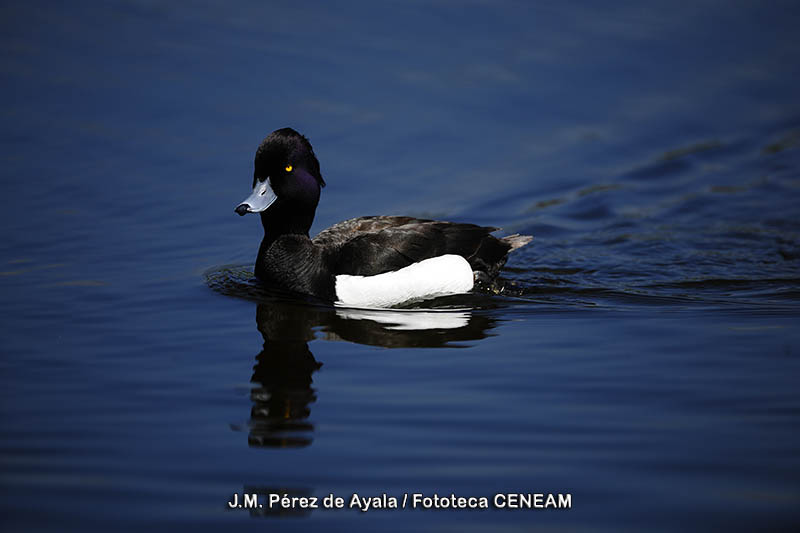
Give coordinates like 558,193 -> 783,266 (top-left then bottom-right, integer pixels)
2,1 -> 800,531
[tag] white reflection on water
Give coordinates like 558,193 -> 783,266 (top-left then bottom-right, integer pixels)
335,306 -> 471,330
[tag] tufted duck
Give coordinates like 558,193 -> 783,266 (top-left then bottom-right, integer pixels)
235,128 -> 531,307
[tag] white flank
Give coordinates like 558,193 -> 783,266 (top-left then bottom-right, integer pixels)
335,254 -> 474,308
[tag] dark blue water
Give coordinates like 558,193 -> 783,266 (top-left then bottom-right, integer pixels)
2,1 -> 800,531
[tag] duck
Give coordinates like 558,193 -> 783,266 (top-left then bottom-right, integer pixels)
235,128 -> 531,308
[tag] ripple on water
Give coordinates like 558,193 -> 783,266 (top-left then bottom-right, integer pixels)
204,264 -> 503,347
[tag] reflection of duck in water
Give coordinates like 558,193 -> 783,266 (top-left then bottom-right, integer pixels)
234,128 -> 531,308
247,300 -> 324,449
242,292 -> 498,449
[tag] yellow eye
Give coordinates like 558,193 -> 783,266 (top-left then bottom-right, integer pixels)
285,165 -> 293,172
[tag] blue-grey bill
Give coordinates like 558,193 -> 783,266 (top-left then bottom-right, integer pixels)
236,180 -> 277,215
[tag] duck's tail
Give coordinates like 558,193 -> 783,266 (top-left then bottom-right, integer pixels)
501,233 -> 533,252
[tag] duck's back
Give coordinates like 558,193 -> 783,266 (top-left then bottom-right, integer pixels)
314,216 -> 529,278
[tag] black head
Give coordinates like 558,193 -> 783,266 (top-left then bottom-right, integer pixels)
235,128 -> 326,233
253,128 -> 325,190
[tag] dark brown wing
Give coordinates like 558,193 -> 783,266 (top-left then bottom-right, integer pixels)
313,216 -> 427,247
315,216 -> 514,277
